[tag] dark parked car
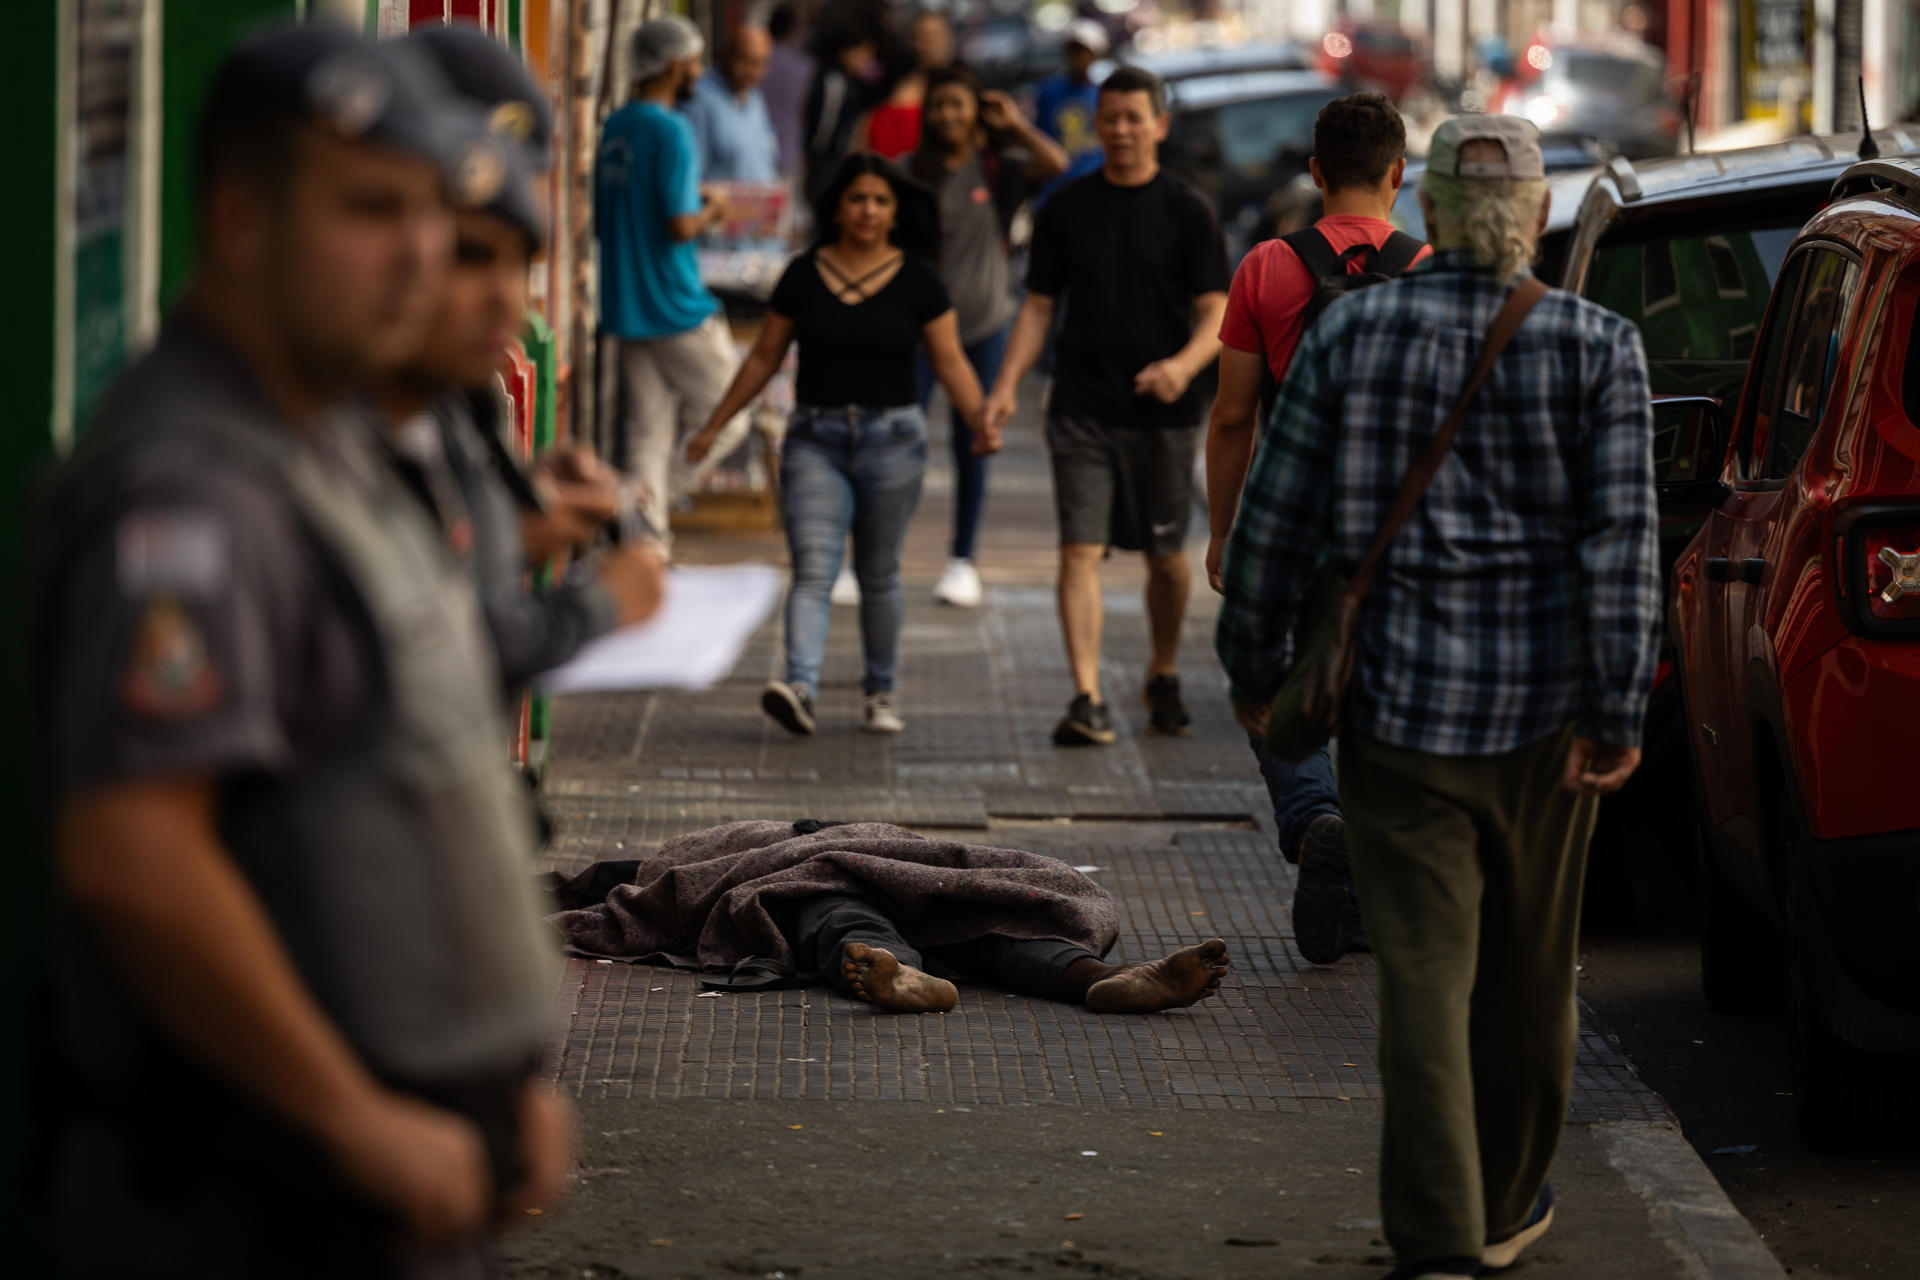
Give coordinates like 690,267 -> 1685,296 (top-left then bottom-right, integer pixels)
1099,40 -> 1309,86
1665,155 -> 1920,1146
1159,70 -> 1344,261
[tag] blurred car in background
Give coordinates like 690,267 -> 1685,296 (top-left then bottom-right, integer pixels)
1094,39 -> 1309,86
1494,35 -> 1680,160
1160,70 -> 1344,262
1317,19 -> 1423,101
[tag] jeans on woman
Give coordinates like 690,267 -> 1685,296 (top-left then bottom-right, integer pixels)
780,405 -> 928,695
914,324 -> 1008,562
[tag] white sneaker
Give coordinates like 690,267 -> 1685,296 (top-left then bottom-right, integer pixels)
830,565 -> 860,606
863,692 -> 904,734
932,558 -> 983,607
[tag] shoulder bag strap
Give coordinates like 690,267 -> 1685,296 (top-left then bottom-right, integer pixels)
1345,276 -> 1550,602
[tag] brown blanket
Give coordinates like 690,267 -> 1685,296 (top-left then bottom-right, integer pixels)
549,820 -> 1118,969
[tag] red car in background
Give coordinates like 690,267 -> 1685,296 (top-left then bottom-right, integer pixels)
1666,154 -> 1920,1147
1317,19 -> 1422,101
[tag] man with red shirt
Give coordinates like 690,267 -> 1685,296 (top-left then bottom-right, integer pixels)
1204,93 -> 1427,965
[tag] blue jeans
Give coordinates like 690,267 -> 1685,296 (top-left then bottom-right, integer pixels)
780,405 -> 928,695
915,325 -> 1009,562
1249,736 -> 1341,861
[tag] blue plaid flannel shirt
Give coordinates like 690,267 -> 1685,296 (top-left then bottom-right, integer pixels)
1214,250 -> 1662,756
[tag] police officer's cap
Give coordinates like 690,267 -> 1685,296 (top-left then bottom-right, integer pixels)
402,22 -> 554,171
196,21 -> 478,188
399,24 -> 550,252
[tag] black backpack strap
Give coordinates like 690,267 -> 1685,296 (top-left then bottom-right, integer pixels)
1374,230 -> 1426,276
1280,226 -> 1342,280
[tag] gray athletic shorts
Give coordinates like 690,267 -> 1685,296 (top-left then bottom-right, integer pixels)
1044,410 -> 1200,557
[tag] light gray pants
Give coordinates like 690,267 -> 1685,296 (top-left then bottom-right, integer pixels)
613,314 -> 752,546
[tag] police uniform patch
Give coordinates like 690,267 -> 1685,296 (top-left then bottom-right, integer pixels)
120,595 -> 224,720
117,510 -> 230,598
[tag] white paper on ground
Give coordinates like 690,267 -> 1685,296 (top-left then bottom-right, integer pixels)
537,562 -> 784,694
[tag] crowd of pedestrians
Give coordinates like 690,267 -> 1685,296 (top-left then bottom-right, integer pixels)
26,9 -> 1669,1280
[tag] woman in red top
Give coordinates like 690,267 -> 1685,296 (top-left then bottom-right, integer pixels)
852,9 -> 952,159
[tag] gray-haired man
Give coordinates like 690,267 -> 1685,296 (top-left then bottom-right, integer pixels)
595,15 -> 751,546
1216,116 -> 1661,1279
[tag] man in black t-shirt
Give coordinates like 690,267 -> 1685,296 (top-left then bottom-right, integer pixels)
982,66 -> 1230,746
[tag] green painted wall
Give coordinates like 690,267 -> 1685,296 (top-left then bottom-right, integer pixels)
157,0 -> 301,307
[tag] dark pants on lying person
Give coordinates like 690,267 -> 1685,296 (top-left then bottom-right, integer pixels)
789,894 -> 1099,1001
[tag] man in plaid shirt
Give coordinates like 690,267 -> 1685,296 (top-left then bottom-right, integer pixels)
1215,117 -> 1660,1279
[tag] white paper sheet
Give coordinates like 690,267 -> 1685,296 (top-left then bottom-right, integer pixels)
536,562 -> 784,694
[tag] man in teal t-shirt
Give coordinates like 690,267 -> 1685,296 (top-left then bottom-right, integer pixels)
595,15 -> 750,546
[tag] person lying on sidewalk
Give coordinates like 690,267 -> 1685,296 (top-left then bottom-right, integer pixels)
547,819 -> 1230,1014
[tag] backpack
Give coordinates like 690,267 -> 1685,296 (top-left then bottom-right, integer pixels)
1258,226 -> 1425,416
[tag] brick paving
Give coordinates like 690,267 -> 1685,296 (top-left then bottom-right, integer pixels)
538,408 -> 1670,1126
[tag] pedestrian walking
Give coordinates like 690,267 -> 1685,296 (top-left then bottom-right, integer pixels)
595,15 -> 752,547
851,9 -> 954,160
377,23 -> 666,698
983,66 -> 1230,746
761,6 -> 816,180
1205,92 -> 1428,966
1215,117 -> 1661,1279
26,24 -> 568,1274
685,154 -> 988,737
1031,18 -> 1110,192
803,24 -> 882,212
908,65 -> 1068,607
683,22 -> 780,183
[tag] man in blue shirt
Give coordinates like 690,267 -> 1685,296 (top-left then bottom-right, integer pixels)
595,15 -> 750,547
1032,19 -> 1108,194
683,24 -> 780,183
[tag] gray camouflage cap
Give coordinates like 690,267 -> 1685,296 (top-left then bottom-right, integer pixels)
1427,115 -> 1546,180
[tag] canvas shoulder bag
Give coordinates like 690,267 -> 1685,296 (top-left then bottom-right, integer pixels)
1261,276 -> 1550,763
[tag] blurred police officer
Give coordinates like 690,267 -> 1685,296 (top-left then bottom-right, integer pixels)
28,24 -> 568,1276
379,24 -> 666,697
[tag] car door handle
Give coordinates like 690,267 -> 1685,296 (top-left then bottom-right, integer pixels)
1705,558 -> 1767,585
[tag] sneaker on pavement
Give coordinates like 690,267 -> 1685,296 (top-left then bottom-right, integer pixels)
761,681 -> 816,736
829,565 -> 860,606
932,558 -> 983,607
863,692 -> 904,734
1293,813 -> 1366,965
1052,693 -> 1116,746
1482,1183 -> 1553,1270
1143,673 -> 1191,736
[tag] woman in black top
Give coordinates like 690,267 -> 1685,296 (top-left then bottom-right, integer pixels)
688,153 -> 988,738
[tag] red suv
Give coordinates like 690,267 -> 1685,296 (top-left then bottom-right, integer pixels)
1667,155 -> 1920,1146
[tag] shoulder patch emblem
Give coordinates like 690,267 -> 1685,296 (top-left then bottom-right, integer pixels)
120,596 -> 224,720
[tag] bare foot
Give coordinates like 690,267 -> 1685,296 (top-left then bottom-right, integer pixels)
1083,939 -> 1230,1013
841,942 -> 958,1013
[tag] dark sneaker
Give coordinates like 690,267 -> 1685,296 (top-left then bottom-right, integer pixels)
761,681 -> 816,736
1052,693 -> 1116,746
1292,813 -> 1366,965
1482,1183 -> 1553,1270
1143,673 -> 1191,736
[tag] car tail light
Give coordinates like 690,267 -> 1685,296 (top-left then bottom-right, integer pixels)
1655,106 -> 1681,135
1323,33 -> 1353,59
1838,505 -> 1920,637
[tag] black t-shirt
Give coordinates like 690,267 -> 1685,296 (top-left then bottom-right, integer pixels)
770,250 -> 953,407
1027,169 -> 1231,428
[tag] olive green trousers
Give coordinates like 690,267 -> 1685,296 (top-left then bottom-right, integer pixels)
1339,723 -> 1599,1266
